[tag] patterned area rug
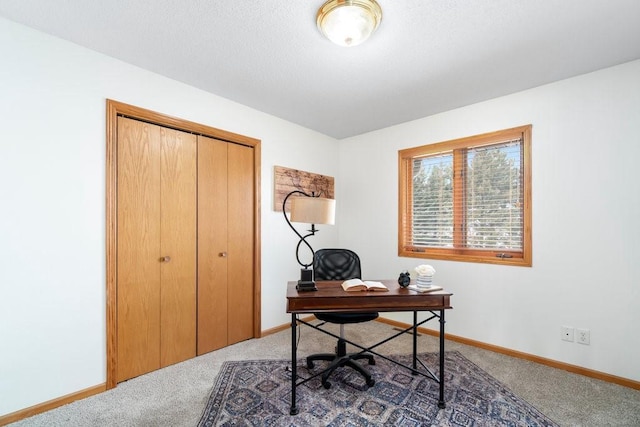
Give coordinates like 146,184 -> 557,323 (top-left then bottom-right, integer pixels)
198,351 -> 558,426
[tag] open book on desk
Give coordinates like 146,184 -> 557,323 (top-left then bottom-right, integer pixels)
341,279 -> 389,292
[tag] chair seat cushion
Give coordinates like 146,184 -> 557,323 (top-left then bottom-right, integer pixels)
315,312 -> 379,324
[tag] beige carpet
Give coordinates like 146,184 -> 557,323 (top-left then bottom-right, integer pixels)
7,321 -> 640,426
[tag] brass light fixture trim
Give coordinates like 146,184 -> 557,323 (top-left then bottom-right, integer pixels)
317,0 -> 383,47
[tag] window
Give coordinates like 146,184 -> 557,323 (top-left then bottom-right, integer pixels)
398,125 -> 532,266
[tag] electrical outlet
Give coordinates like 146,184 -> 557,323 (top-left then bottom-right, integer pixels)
561,326 -> 574,342
576,328 -> 590,345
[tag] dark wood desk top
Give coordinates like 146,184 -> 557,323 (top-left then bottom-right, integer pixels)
286,280 -> 452,314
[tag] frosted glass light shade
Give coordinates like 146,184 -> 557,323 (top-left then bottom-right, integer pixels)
290,196 -> 336,225
317,0 -> 382,47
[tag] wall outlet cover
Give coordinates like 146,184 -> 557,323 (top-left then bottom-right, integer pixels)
576,328 -> 590,345
561,325 -> 574,342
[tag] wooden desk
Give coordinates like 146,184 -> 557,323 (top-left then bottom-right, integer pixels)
286,280 -> 453,415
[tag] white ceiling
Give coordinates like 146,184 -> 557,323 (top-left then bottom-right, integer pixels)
2,0 -> 640,139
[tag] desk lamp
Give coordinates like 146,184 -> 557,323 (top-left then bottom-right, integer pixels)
283,190 -> 335,291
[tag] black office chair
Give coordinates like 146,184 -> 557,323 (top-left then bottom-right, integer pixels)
306,248 -> 378,389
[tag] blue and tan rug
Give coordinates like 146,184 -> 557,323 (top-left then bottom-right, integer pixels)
198,351 -> 558,426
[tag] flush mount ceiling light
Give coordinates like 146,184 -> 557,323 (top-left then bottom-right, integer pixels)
317,0 -> 383,47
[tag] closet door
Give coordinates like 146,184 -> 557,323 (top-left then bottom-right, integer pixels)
159,127 -> 197,367
197,136 -> 229,353
117,117 -> 162,382
197,137 -> 254,354
116,117 -> 196,382
227,143 -> 254,345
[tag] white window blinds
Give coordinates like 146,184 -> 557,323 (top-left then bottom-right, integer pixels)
465,140 -> 523,250
410,140 -> 523,251
411,153 -> 453,247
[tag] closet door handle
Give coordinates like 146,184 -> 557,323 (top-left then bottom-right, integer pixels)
219,252 -> 227,258
160,256 -> 171,263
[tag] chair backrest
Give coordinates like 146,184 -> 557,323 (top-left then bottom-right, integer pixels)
313,249 -> 361,281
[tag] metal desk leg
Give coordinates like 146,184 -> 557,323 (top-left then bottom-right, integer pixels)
412,311 -> 418,372
438,309 -> 446,409
290,313 -> 298,415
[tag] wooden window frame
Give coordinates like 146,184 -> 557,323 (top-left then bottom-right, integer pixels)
398,125 -> 532,267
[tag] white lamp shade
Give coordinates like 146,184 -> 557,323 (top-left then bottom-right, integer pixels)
317,0 -> 382,47
290,196 -> 336,225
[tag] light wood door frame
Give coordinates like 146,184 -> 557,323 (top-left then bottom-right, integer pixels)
106,99 -> 262,389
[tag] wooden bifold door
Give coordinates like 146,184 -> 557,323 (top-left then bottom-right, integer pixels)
116,117 -> 197,382
197,136 -> 254,355
108,101 -> 260,385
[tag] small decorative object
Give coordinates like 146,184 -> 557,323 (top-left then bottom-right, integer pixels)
414,264 -> 436,289
398,271 -> 411,288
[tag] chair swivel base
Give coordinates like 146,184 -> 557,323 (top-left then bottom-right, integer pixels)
306,339 -> 375,389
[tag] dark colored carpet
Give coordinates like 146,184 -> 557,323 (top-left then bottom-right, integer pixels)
198,351 -> 558,426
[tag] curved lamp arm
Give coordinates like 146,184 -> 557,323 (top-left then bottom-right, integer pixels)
282,190 -> 317,269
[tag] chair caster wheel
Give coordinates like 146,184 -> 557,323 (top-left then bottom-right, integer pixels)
307,361 -> 314,369
366,378 -> 375,387
369,359 -> 376,365
322,381 -> 331,389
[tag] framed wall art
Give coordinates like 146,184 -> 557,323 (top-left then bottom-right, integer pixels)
274,166 -> 335,212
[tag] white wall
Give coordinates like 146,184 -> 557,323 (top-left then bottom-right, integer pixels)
0,18 -> 339,416
338,59 -> 640,383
